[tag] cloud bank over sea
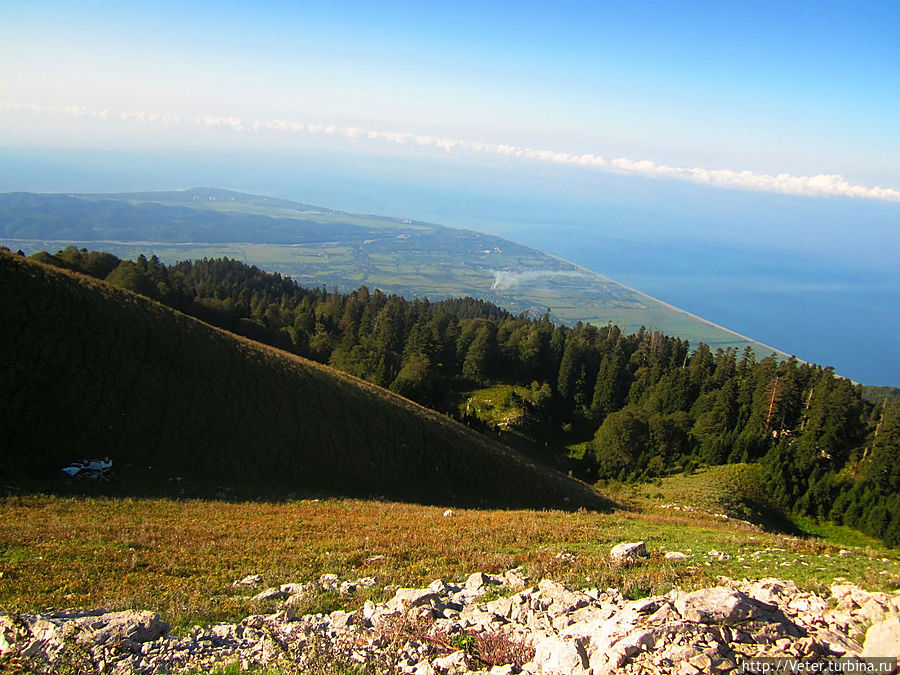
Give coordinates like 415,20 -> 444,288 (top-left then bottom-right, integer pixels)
4,101 -> 899,203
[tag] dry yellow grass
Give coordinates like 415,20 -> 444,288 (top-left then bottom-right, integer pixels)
1,495 -> 898,632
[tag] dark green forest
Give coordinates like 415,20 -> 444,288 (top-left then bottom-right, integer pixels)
1,248 -> 606,508
20,246 -> 900,546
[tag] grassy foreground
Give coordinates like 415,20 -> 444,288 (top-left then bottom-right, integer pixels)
1,495 -> 898,634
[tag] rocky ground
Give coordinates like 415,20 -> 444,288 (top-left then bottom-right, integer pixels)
2,543 -> 899,674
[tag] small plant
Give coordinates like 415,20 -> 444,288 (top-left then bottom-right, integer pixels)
377,611 -> 533,670
472,631 -> 534,669
262,621 -> 370,675
450,631 -> 476,653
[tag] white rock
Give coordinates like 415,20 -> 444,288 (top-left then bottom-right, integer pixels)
74,610 -> 169,645
279,583 -> 306,595
674,587 -> 761,625
531,633 -> 590,674
387,588 -> 441,613
465,572 -> 492,591
433,649 -> 468,672
610,542 -> 648,560
251,587 -> 286,602
537,579 -> 590,617
489,665 -> 517,675
232,574 -> 263,588
706,549 -> 731,561
862,616 -> 900,658
318,573 -> 340,591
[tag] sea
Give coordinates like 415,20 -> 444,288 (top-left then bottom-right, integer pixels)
1,146 -> 898,386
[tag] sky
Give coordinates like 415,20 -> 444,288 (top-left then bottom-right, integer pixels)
1,1 -> 899,383
2,0 -> 900,200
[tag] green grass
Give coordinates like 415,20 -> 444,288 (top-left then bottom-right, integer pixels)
631,464 -> 773,520
630,463 -> 897,557
786,513 -> 889,550
460,384 -> 534,428
1,495 -> 897,632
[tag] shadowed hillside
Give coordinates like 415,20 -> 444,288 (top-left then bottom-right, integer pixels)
0,251 -> 608,509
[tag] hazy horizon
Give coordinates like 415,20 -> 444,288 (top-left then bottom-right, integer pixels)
2,146 -> 898,386
2,1 -> 898,384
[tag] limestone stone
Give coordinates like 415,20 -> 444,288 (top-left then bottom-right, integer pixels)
318,573 -> 340,591
862,616 -> 900,658
73,610 -> 169,645
387,588 -> 441,613
3,571 -> 892,675
252,587 -> 287,602
610,541 -> 648,560
536,579 -> 589,616
232,574 -> 263,588
674,587 -> 761,625
465,572 -> 493,591
531,634 -> 590,674
433,649 -> 468,672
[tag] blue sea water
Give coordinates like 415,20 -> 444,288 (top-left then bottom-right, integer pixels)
1,146 -> 898,385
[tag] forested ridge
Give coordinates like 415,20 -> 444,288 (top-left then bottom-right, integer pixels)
0,248 -> 607,508
21,247 -> 900,545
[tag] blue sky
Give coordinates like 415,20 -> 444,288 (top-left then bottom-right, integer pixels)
2,0 -> 900,199
1,1 -> 899,382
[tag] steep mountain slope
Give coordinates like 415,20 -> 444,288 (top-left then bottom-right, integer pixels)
0,188 -> 785,355
0,251 -> 607,508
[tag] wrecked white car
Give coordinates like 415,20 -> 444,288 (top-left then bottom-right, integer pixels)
61,457 -> 112,478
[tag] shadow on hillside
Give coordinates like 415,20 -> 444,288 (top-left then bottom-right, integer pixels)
747,504 -> 808,538
2,471 -> 619,513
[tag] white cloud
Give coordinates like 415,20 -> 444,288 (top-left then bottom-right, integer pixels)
3,99 -> 899,202
195,115 -> 246,131
119,111 -> 179,124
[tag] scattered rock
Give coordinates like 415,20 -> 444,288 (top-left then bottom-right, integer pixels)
610,541 -> 648,560
433,649 -> 467,672
706,550 -> 731,561
232,574 -> 263,588
674,587 -> 764,625
863,615 -> 900,658
74,610 -> 169,645
318,573 -> 340,592
664,551 -> 688,560
465,572 -> 498,592
386,588 -> 440,613
3,574 -> 895,674
251,587 -> 287,602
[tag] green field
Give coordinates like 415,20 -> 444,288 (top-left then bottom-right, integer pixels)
0,188 -> 786,356
2,494 -> 897,633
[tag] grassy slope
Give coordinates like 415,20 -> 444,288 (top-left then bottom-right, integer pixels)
0,251 -> 606,510
1,495 -> 897,631
631,465 -> 892,550
1,254 -> 897,631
